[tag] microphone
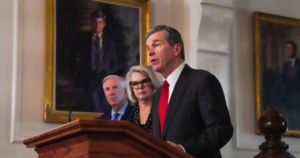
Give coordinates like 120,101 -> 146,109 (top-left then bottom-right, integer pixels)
67,78 -> 103,122
67,69 -> 125,122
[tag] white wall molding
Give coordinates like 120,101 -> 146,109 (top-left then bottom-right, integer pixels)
201,2 -> 233,9
197,50 -> 229,96
10,0 -> 24,143
196,0 -> 233,100
185,0 -> 202,68
202,0 -> 233,8
10,0 -> 59,144
197,2 -> 233,54
196,1 -> 234,157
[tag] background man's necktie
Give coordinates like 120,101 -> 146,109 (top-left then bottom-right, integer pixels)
95,35 -> 100,50
158,80 -> 169,135
94,35 -> 100,68
94,35 -> 103,72
288,60 -> 293,76
112,113 -> 120,120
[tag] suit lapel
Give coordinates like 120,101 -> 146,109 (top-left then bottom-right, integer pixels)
292,58 -> 300,76
152,88 -> 162,138
99,106 -> 112,120
161,65 -> 192,138
283,62 -> 289,81
121,103 -> 133,120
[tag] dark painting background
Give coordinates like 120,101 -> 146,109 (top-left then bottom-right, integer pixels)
260,21 -> 300,130
55,0 -> 140,113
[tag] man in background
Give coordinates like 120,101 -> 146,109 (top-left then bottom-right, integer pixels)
99,75 -> 132,120
280,41 -> 300,129
282,41 -> 300,82
146,25 -> 233,157
69,10 -> 117,112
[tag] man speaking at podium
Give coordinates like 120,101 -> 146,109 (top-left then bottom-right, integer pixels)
145,25 -> 233,158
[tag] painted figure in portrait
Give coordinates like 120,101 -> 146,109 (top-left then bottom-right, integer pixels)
54,0 -> 140,113
69,10 -> 117,112
260,20 -> 300,130
278,41 -> 300,129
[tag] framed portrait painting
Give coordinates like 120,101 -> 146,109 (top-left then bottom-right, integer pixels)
254,12 -> 300,137
44,0 -> 150,122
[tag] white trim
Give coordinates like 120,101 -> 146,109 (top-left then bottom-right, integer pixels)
198,3 -> 233,54
10,0 -> 25,143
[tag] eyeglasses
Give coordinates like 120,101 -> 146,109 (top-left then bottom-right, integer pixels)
129,78 -> 151,89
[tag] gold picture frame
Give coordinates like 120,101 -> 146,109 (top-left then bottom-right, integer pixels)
45,0 -> 150,122
254,11 -> 300,137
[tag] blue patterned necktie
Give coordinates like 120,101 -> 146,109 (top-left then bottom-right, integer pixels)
94,35 -> 100,50
112,113 -> 120,120
94,35 -> 103,72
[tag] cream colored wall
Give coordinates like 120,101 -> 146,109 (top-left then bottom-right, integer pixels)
0,0 -> 300,158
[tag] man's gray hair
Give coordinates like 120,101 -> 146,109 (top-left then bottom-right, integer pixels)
145,25 -> 185,60
102,75 -> 126,89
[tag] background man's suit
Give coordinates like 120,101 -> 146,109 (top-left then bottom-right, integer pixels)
69,30 -> 117,112
152,65 -> 233,158
280,58 -> 300,129
282,58 -> 300,83
99,105 -> 133,120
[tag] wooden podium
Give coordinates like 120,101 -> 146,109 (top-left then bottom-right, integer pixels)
23,119 -> 193,158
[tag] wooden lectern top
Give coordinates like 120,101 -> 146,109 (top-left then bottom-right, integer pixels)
23,119 -> 193,158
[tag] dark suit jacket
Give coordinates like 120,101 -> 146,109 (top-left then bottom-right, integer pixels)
280,58 -> 300,128
68,31 -> 118,112
282,58 -> 300,83
281,58 -> 300,104
152,65 -> 233,158
69,30 -> 117,87
99,103 -> 133,120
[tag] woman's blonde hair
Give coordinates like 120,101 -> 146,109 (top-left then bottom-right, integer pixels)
126,65 -> 161,104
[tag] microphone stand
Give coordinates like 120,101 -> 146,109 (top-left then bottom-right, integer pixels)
67,78 -> 103,122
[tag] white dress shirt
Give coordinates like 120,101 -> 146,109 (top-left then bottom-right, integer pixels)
163,62 -> 186,152
94,33 -> 103,48
289,57 -> 296,67
111,101 -> 128,120
164,62 -> 185,103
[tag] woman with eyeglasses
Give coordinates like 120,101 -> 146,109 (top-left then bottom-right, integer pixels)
125,65 -> 161,133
